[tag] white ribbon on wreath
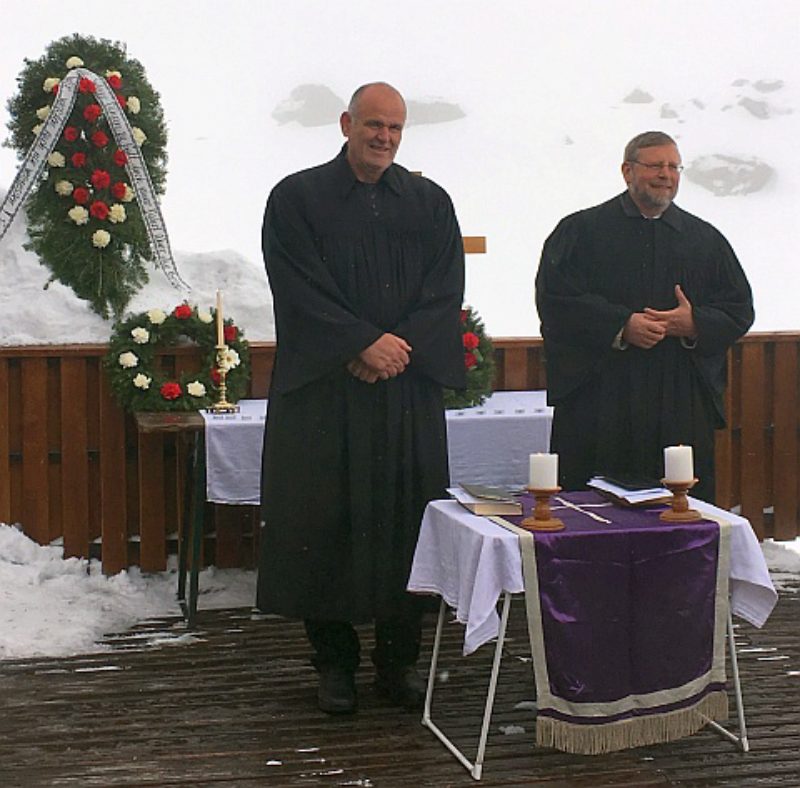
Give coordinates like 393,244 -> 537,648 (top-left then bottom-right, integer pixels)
0,67 -> 187,290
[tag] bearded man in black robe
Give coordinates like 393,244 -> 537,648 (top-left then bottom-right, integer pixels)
257,82 -> 465,715
536,131 -> 753,503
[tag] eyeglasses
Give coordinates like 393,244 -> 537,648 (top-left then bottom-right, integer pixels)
629,160 -> 684,173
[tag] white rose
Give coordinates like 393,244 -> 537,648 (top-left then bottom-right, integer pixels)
108,204 -> 127,224
36,105 -> 51,120
219,348 -> 241,371
133,373 -> 151,390
118,351 -> 139,369
68,205 -> 89,225
131,327 -> 150,344
132,127 -> 147,146
92,229 -> 111,248
55,180 -> 74,196
47,151 -> 65,168
32,124 -> 43,136
187,381 -> 207,398
147,308 -> 167,325
122,184 -> 135,202
105,69 -> 121,79
197,310 -> 213,324
43,77 -> 60,93
127,96 -> 141,114
65,56 -> 84,68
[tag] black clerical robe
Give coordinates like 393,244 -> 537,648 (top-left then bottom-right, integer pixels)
535,192 -> 753,501
257,146 -> 465,622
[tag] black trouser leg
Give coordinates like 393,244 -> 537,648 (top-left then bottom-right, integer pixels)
304,620 -> 360,673
371,596 -> 425,673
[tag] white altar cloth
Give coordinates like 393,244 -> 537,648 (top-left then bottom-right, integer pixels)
201,391 -> 552,505
407,499 -> 777,656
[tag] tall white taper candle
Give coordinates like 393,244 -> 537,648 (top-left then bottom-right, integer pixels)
216,289 -> 224,347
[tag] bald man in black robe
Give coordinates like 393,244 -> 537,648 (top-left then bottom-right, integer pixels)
536,131 -> 753,503
257,82 -> 465,715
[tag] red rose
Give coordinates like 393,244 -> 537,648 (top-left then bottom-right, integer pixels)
111,181 -> 127,199
71,152 -> 87,168
210,368 -> 221,385
89,200 -> 109,220
462,331 -> 480,351
115,93 -> 126,108
78,77 -> 96,94
83,104 -> 102,123
160,382 -> 182,401
63,126 -> 79,142
90,169 -> 111,189
51,83 -> 59,95
107,74 -> 122,90
91,130 -> 109,148
224,324 -> 238,342
113,149 -> 127,166
72,187 -> 90,205
460,309 -> 468,324
464,351 -> 478,369
173,304 -> 193,319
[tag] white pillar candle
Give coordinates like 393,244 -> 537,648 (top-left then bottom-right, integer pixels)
529,453 -> 558,489
216,289 -> 224,347
664,445 -> 694,483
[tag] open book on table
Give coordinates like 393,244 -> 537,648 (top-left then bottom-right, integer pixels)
587,476 -> 672,506
448,485 -> 523,516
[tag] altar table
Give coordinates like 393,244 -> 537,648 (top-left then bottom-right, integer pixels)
407,495 -> 777,779
202,391 -> 553,504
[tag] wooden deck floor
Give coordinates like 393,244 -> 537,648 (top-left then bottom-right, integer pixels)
1,584 -> 798,788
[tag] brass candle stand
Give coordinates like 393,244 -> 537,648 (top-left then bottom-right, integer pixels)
659,479 -> 701,522
206,344 -> 240,414
521,486 -> 565,531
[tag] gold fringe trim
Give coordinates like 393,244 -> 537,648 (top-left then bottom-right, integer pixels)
537,691 -> 729,755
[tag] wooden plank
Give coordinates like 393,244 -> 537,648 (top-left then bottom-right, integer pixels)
463,236 -> 486,254
501,346 -> 529,391
20,358 -> 49,544
60,358 -> 90,558
0,358 -> 10,522
99,375 -> 128,574
772,342 -> 799,540
137,431 -> 167,572
739,343 -> 767,537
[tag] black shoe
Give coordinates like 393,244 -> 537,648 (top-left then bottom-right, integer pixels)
374,666 -> 427,710
317,668 -> 357,715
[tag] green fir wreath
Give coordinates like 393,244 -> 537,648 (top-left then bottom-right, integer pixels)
105,303 -> 250,413
5,33 -> 168,318
443,305 -> 495,410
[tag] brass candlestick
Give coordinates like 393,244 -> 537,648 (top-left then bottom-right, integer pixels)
521,486 -> 565,531
659,478 -> 701,522
207,344 -> 239,414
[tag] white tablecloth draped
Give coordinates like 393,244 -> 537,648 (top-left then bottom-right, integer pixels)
407,498 -> 777,656
201,391 -> 553,505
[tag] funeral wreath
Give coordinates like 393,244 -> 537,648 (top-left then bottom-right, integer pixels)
443,305 -> 495,410
5,33 -> 168,318
105,304 -> 250,412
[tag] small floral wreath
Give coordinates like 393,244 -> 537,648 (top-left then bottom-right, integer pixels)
105,303 -> 250,412
443,305 -> 495,409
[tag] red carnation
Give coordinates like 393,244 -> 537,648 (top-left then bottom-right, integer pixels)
173,304 -> 193,319
460,309 -> 468,324
224,324 -> 238,342
89,200 -> 109,220
210,368 -> 221,385
63,126 -> 79,142
71,152 -> 87,168
111,181 -> 127,199
107,74 -> 122,90
83,104 -> 102,123
113,149 -> 127,166
90,169 -> 111,189
51,83 -> 59,95
160,382 -> 182,401
115,93 -> 126,108
72,187 -> 90,205
464,351 -> 478,369
91,130 -> 109,148
462,331 -> 480,351
78,77 -> 96,94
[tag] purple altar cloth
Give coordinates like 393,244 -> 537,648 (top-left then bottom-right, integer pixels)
499,491 -> 731,754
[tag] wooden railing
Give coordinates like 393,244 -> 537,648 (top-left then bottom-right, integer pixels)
1,333 -> 797,573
